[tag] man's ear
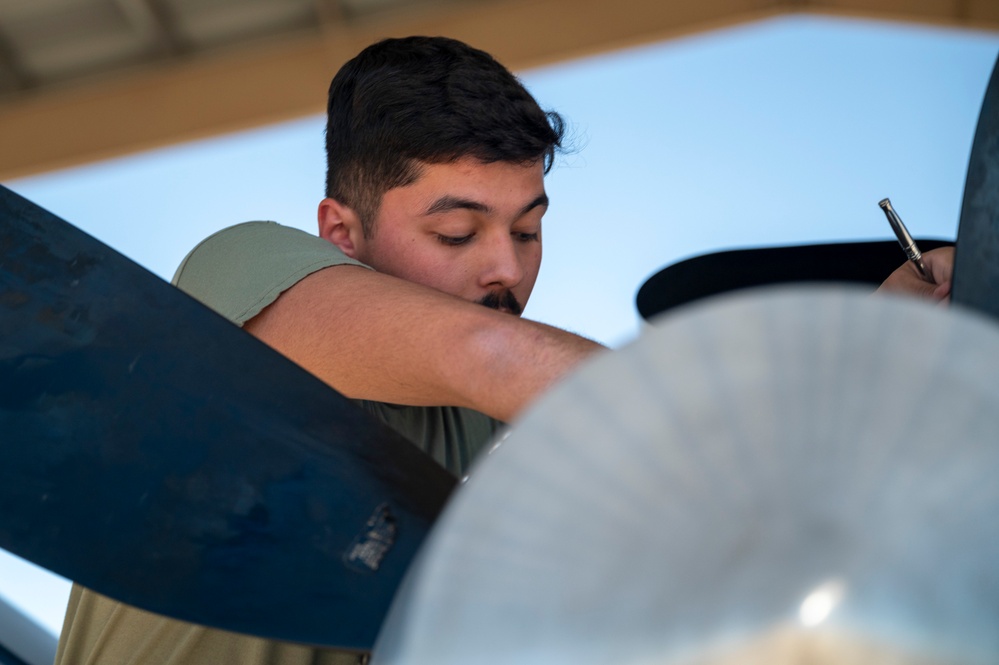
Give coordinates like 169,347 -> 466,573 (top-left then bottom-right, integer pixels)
318,198 -> 364,258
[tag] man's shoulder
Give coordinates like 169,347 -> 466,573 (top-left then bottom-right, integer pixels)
172,221 -> 370,326
171,221 -> 349,286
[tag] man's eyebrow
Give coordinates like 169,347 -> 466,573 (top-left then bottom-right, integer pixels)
423,193 -> 549,217
424,196 -> 490,215
521,194 -> 549,216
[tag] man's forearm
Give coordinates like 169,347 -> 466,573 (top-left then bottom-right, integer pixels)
244,264 -> 605,422
445,314 -> 606,421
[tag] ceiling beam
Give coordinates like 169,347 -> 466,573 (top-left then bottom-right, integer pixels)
0,0 -> 995,181
0,24 -> 35,93
115,0 -> 191,57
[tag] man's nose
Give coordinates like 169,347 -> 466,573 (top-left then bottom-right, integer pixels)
480,234 -> 525,288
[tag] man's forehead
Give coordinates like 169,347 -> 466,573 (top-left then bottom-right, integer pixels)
406,157 -> 545,194
371,156 -> 547,226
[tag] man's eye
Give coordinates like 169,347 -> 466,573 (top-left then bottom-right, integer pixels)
437,234 -> 473,246
514,232 -> 539,243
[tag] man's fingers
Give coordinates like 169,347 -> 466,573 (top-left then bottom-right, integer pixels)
876,246 -> 954,303
923,246 -> 955,285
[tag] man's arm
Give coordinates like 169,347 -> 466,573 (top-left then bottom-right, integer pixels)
244,264 -> 605,423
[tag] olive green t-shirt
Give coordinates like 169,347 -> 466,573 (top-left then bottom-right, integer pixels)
55,221 -> 504,665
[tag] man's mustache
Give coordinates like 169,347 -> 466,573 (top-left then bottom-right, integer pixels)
478,290 -> 522,316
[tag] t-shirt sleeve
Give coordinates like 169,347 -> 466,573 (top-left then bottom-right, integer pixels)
171,221 -> 370,326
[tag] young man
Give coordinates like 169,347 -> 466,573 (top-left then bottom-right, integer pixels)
55,36 -> 953,665
54,36 -> 605,665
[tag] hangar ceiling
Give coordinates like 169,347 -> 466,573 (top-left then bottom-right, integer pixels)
0,0 -> 996,180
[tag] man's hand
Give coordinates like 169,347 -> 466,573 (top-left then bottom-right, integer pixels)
876,246 -> 954,302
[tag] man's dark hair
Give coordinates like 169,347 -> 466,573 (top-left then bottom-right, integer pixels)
325,36 -> 565,235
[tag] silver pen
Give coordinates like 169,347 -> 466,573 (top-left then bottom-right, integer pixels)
878,198 -> 930,281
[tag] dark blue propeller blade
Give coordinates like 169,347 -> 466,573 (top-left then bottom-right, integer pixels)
0,183 -> 456,651
952,54 -> 999,318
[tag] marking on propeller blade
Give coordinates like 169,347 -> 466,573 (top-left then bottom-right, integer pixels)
344,503 -> 398,573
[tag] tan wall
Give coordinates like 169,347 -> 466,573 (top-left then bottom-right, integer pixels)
1,0 -> 996,181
